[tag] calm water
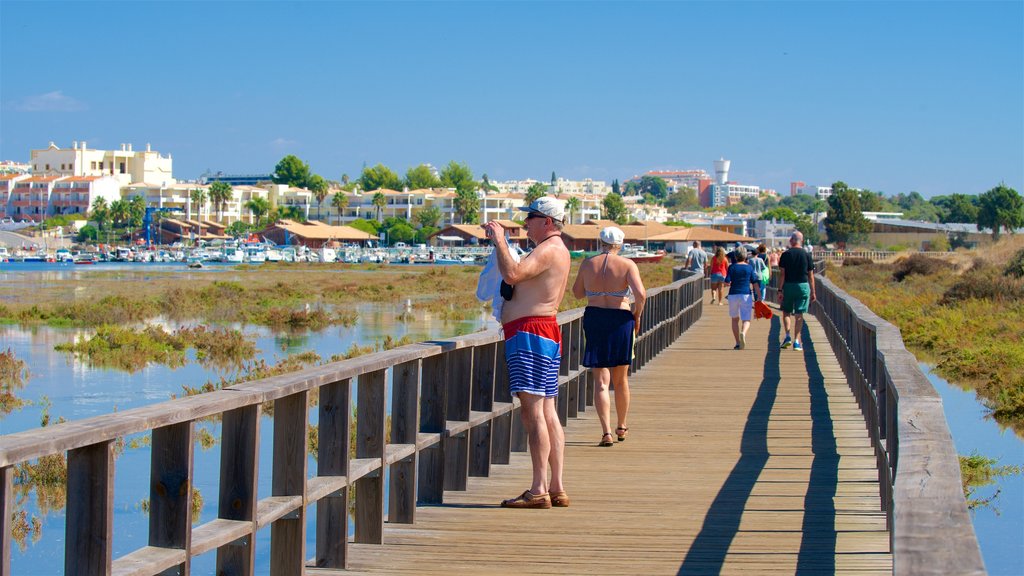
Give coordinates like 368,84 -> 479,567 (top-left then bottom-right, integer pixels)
0,292 -> 497,574
920,364 -> 1024,576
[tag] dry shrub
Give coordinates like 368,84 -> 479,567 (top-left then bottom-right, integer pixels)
842,257 -> 874,267
942,259 -> 1024,304
891,253 -> 954,282
1005,248 -> 1024,279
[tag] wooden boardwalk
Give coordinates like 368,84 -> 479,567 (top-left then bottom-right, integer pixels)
322,302 -> 893,575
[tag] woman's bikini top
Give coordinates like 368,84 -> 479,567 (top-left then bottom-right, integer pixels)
584,253 -> 632,298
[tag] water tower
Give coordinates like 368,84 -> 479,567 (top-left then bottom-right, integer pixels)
714,158 -> 730,185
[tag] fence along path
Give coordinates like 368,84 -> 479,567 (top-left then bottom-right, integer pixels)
329,299 -> 892,575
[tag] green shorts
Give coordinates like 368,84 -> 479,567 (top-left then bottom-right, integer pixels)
782,282 -> 810,314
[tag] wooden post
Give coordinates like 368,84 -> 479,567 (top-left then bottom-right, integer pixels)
469,344 -> 496,477
271,391 -> 308,576
444,348 -> 471,491
1,465 -> 11,576
418,353 -> 446,504
316,378 -> 351,568
65,441 -> 114,576
355,369 -> 386,544
491,340 -> 513,465
217,405 -> 260,575
390,360 -> 420,524
150,422 -> 194,575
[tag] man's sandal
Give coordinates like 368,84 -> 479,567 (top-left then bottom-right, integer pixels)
599,432 -> 614,447
500,490 -> 551,509
551,491 -> 570,507
616,427 -> 629,442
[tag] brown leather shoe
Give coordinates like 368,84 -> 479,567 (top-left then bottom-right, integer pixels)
501,490 -> 551,509
551,491 -> 570,508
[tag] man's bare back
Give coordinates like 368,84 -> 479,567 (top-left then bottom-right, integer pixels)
500,235 -> 570,323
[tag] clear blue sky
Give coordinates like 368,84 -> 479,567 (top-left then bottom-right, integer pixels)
2,1 -> 1021,198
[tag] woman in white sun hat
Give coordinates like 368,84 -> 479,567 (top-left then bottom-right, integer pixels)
571,226 -> 646,447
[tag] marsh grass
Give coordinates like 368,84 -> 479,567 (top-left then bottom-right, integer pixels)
54,324 -> 257,373
829,238 -> 1024,435
0,348 -> 29,416
959,451 -> 1023,511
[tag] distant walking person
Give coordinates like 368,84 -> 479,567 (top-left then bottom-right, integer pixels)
572,226 -> 647,447
686,240 -> 707,276
483,196 -> 571,509
777,231 -> 816,351
708,246 -> 729,305
724,247 -> 761,349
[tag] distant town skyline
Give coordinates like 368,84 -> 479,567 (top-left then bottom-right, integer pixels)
1,1 -> 1021,198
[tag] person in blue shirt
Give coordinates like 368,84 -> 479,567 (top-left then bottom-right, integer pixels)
724,247 -> 762,350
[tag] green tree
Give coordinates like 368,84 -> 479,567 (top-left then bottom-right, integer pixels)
415,206 -> 442,229
481,173 -> 499,192
225,220 -> 253,238
525,182 -> 548,205
273,155 -> 311,188
977,184 -> 1024,241
415,226 -> 439,244
858,190 -> 885,212
611,179 -> 620,196
308,174 -> 329,220
565,196 -> 581,225
664,187 -> 700,210
455,188 -> 480,224
637,176 -> 669,200
780,194 -> 821,214
109,199 -> 130,229
358,163 -> 402,192
404,164 -> 442,190
824,181 -> 872,244
372,191 -> 387,223
348,218 -> 379,235
935,193 -> 979,224
331,192 -> 349,224
277,205 -> 307,222
77,224 -> 98,243
208,181 -> 233,222
762,207 -> 819,244
90,197 -> 110,243
384,221 -> 416,244
244,196 -> 270,225
622,181 -> 639,196
189,188 -> 207,221
341,173 -> 350,186
128,195 -> 145,229
439,161 -> 476,193
602,193 -> 628,224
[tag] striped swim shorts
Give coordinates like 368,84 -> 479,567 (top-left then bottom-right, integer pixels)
503,315 -> 562,398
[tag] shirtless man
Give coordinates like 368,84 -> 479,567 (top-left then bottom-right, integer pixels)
482,196 -> 571,509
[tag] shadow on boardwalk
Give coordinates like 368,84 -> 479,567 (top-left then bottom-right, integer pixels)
679,319 -> 841,575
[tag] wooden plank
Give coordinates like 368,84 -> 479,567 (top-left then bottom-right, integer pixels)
216,405 -> 259,575
111,546 -> 187,576
148,422 -> 193,576
65,441 -> 114,576
270,391 -> 308,576
316,378 -> 350,570
190,519 -> 251,556
355,369 -> 385,544
1,465 -> 10,576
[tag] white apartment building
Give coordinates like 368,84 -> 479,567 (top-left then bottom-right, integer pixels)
0,173 -> 30,218
494,177 -> 611,197
6,174 -> 121,222
30,141 -> 174,187
793,184 -> 832,200
710,183 -> 763,207
632,170 -> 710,193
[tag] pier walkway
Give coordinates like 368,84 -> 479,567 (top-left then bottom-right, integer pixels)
331,302 -> 891,575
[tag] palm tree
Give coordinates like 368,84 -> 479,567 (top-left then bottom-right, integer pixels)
372,191 -> 386,223
331,192 -> 349,225
244,197 -> 270,226
109,199 -> 130,242
208,182 -> 233,223
565,196 -> 581,225
190,188 -> 207,221
308,175 -> 328,221
90,197 -> 110,245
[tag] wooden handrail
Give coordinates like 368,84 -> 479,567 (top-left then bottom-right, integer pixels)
0,271 -> 705,575
810,273 -> 986,575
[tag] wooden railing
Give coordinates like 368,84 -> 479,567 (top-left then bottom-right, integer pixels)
0,273 -> 705,576
814,250 -> 953,263
810,275 -> 986,575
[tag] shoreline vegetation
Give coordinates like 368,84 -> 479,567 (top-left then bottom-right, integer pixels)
827,237 -> 1024,508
